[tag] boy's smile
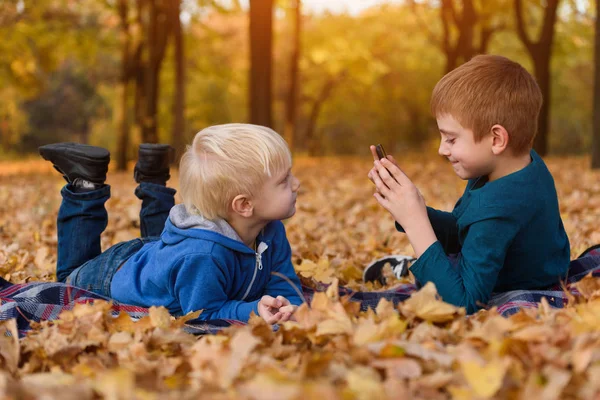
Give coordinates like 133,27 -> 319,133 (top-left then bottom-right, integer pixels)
436,114 -> 496,181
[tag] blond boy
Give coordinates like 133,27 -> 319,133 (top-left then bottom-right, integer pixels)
43,124 -> 303,324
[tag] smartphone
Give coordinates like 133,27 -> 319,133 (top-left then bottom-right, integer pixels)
375,144 -> 387,160
374,143 -> 397,181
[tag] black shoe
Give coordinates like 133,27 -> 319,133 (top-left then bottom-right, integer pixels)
39,142 -> 110,185
363,255 -> 415,285
134,143 -> 174,185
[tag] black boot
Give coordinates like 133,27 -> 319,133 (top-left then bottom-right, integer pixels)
134,143 -> 174,186
39,142 -> 110,190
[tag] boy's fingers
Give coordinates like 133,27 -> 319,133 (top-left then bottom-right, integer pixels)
387,155 -> 399,167
369,145 -> 379,161
260,295 -> 281,308
267,312 -> 282,324
279,312 -> 292,322
370,166 -> 378,175
373,192 -> 390,211
279,305 -> 295,313
276,295 -> 290,306
374,160 -> 400,189
380,158 -> 411,186
368,167 -> 378,183
371,167 -> 392,196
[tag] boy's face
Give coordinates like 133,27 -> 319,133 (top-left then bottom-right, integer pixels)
252,166 -> 300,221
436,114 -> 495,180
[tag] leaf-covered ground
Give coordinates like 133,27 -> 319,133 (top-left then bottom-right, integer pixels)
1,154 -> 600,399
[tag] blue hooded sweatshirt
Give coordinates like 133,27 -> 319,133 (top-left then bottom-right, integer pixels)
110,204 -> 304,321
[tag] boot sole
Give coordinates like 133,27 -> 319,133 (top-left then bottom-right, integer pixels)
39,143 -> 110,164
39,143 -> 110,183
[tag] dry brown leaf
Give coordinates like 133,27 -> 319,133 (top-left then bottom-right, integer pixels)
0,319 -> 19,375
400,282 -> 465,323
459,358 -> 509,398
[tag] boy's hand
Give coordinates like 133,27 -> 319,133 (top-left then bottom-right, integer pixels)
370,156 -> 437,257
369,144 -> 397,163
369,154 -> 426,229
368,145 -> 399,186
277,303 -> 298,322
258,295 -> 297,324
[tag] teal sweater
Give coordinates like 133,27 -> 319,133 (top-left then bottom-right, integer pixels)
400,150 -> 570,314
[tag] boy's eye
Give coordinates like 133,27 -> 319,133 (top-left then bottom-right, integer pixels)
445,138 -> 455,144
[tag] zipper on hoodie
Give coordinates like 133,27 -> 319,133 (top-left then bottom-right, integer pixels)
241,242 -> 269,301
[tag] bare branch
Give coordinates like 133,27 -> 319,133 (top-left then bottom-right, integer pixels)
539,0 -> 560,47
443,0 -> 460,26
514,0 -> 535,53
407,0 -> 442,49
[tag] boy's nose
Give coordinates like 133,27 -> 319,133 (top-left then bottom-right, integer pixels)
291,176 -> 300,192
438,142 -> 450,157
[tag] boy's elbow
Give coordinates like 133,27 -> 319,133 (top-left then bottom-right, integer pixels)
461,295 -> 487,315
464,302 -> 480,315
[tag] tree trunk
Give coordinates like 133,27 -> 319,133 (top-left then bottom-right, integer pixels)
593,0 -> 600,169
141,0 -> 160,143
249,0 -> 273,128
133,0 -> 144,130
440,0 -> 479,73
514,0 -> 560,156
533,55 -> 551,156
305,74 -> 343,156
0,114 -> 11,152
283,0 -> 301,150
454,0 -> 477,62
138,0 -> 172,144
116,0 -> 131,171
170,0 -> 185,164
408,0 -> 501,74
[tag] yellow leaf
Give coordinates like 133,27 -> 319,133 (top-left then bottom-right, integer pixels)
316,318 -> 352,336
238,372 -> 301,400
0,319 -> 19,374
223,328 -> 260,387
460,360 -> 508,398
346,366 -> 384,400
353,318 -> 379,346
401,282 -> 464,323
149,306 -> 172,329
375,298 -> 396,319
571,301 -> 600,333
94,369 -> 135,399
512,324 -> 552,342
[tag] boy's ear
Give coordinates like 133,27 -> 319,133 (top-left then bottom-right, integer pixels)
490,124 -> 509,155
231,194 -> 254,218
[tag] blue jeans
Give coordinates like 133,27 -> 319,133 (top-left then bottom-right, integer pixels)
56,182 -> 176,297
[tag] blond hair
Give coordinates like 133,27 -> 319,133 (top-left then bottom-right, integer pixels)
431,55 -> 542,154
179,123 -> 292,220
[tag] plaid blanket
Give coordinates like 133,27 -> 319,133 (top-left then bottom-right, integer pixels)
2,248 -> 600,337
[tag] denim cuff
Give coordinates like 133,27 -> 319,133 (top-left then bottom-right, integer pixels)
136,182 -> 177,197
61,184 -> 111,201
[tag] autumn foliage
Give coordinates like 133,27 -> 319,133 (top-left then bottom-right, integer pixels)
1,153 -> 600,398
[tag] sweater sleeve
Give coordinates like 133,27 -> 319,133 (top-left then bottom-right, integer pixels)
396,207 -> 460,253
409,215 -> 520,314
172,255 -> 259,321
263,222 -> 304,306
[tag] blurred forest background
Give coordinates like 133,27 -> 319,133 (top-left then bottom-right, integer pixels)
0,0 -> 599,168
